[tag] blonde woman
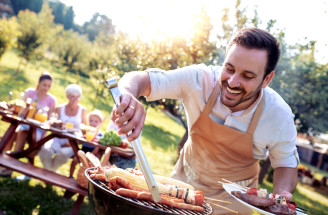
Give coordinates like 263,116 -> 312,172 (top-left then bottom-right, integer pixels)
39,84 -> 87,172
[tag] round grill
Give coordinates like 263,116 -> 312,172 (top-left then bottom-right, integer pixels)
85,168 -> 213,215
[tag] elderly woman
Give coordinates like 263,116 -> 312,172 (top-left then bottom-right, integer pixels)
39,84 -> 87,172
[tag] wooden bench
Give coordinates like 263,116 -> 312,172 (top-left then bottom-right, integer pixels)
0,153 -> 88,215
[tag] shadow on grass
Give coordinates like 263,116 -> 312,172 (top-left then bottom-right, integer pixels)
142,123 -> 181,150
0,177 -> 94,215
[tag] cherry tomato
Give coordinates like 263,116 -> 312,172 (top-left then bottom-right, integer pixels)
119,141 -> 128,148
194,191 -> 204,205
287,201 -> 297,211
246,187 -> 258,196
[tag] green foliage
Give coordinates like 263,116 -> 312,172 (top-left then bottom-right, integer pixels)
0,17 -> 19,59
82,13 -> 115,41
273,43 -> 328,134
16,2 -> 57,63
53,29 -> 91,75
98,129 -> 123,146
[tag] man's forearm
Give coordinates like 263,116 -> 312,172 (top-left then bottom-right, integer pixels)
118,71 -> 151,98
273,167 -> 298,194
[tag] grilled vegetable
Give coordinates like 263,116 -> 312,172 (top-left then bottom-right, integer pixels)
105,167 -> 170,195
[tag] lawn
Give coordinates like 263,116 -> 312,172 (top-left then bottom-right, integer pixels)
1,51 -> 328,214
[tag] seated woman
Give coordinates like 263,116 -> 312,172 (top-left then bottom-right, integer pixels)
14,71 -> 57,153
39,84 -> 87,172
69,109 -> 104,177
0,72 -> 56,178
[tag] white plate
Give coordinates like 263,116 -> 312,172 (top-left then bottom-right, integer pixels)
222,183 -> 307,215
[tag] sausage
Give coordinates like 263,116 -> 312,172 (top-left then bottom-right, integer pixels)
109,176 -> 142,191
232,191 -> 275,207
116,188 -> 204,212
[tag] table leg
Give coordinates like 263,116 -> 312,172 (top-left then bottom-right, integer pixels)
68,139 -> 81,164
0,122 -> 19,152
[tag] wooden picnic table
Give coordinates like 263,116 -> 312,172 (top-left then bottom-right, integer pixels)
0,109 -> 135,214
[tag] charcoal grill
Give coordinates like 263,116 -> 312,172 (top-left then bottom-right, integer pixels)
85,168 -> 213,215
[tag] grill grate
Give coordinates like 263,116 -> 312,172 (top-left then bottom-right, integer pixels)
91,177 -> 213,215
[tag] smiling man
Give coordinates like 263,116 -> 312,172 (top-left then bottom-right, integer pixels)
113,27 -> 299,215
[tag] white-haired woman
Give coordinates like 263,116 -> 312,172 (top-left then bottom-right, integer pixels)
39,84 -> 87,172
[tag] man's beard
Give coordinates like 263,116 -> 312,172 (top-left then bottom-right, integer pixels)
220,80 -> 263,108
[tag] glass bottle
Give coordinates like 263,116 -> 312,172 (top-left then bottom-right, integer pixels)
34,106 -> 48,122
13,92 -> 26,115
19,97 -> 32,119
26,99 -> 38,119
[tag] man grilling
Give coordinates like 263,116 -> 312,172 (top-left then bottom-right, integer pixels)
112,27 -> 299,214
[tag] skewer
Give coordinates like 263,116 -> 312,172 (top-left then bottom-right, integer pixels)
208,202 -> 239,214
218,181 -> 248,192
221,178 -> 249,190
204,197 -> 231,204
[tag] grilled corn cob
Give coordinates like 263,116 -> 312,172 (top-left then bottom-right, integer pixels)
105,168 -> 170,195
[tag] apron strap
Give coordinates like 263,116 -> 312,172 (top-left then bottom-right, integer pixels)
203,81 -> 221,115
247,92 -> 265,135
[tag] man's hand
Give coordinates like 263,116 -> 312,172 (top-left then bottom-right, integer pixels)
113,71 -> 151,141
113,93 -> 146,141
277,190 -> 293,201
273,167 -> 298,201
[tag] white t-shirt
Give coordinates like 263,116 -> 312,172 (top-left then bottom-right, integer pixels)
145,64 -> 299,169
59,104 -> 83,129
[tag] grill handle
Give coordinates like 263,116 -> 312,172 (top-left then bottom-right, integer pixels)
106,78 -> 162,202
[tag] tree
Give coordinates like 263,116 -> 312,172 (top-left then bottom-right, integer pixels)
15,2 -> 57,73
82,13 -> 115,41
182,5 -> 217,65
54,29 -> 91,79
0,17 -> 19,60
274,41 -> 328,134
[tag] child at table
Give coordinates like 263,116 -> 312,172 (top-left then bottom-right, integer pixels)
69,109 -> 103,177
81,109 -> 104,153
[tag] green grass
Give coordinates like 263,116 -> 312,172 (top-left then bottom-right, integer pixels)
0,50 -> 183,214
1,50 -> 328,214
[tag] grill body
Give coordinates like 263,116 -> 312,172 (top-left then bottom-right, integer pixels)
86,168 -> 213,215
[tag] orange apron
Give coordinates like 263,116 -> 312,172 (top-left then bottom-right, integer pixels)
171,81 -> 265,215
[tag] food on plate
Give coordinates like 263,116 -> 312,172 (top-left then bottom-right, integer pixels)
88,166 -> 205,212
98,129 -> 122,146
50,120 -> 65,130
231,188 -> 297,215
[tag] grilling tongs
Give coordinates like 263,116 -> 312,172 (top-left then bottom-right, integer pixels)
106,78 -> 162,202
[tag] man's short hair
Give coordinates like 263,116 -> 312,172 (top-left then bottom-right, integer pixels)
226,27 -> 281,78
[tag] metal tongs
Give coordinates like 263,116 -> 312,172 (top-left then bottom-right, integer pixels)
106,78 -> 162,202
